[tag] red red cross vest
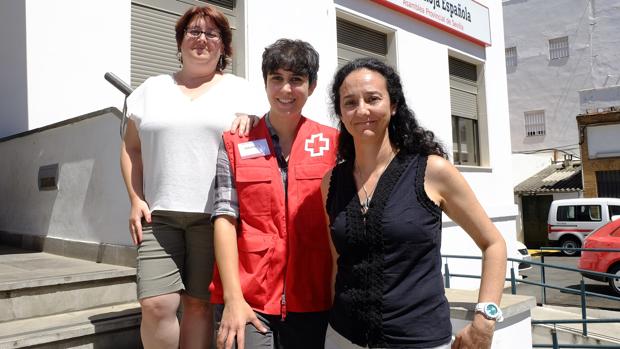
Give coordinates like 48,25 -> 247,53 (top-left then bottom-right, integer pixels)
210,116 -> 338,316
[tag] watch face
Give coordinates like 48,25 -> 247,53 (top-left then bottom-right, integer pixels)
485,304 -> 498,316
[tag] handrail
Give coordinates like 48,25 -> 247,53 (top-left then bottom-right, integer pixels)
103,72 -> 133,139
539,246 -> 620,253
533,345 -> 620,348
442,249 -> 620,349
104,72 -> 133,97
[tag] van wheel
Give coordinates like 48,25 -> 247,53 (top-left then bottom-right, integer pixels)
560,237 -> 581,256
608,265 -> 620,296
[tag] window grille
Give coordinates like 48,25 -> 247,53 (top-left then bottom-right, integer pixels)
524,110 -> 546,136
505,46 -> 517,67
549,36 -> 569,60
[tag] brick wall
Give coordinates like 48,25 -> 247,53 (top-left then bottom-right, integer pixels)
577,111 -> 620,197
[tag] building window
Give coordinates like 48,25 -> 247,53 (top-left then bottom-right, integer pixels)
524,110 -> 546,136
505,46 -> 517,67
449,57 -> 480,166
452,116 -> 479,165
336,17 -> 388,69
196,0 -> 233,9
131,0 -> 240,88
549,36 -> 569,60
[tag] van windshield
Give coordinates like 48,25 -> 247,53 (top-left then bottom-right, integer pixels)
557,205 -> 602,222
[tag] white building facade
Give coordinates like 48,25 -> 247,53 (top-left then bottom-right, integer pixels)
504,0 -> 620,180
0,0 -> 516,288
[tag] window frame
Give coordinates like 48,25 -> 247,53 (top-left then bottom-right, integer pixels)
524,110 -> 546,137
335,10 -> 396,70
452,115 -> 480,166
448,55 -> 488,167
556,205 -> 602,222
505,46 -> 517,67
549,36 -> 569,60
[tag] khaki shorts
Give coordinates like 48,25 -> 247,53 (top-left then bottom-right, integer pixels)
137,210 -> 214,300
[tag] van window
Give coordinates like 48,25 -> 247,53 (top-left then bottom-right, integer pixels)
610,205 -> 620,217
557,205 -> 602,222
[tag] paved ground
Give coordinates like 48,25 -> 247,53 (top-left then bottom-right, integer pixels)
516,254 -> 620,311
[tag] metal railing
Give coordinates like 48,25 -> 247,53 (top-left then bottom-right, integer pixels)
104,72 -> 133,138
443,247 -> 620,349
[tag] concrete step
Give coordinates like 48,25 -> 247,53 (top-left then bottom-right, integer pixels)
0,302 -> 141,349
532,305 -> 620,346
0,247 -> 137,322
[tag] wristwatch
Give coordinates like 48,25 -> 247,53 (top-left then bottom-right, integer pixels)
474,302 -> 504,322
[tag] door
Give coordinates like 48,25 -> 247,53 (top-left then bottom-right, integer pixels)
522,195 -> 553,248
597,170 -> 620,198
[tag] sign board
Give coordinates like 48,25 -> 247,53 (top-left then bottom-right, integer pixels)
587,124 -> 620,159
372,0 -> 491,46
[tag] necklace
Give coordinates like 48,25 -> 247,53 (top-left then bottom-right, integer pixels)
355,150 -> 397,215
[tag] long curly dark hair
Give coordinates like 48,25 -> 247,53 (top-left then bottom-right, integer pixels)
331,58 -> 447,162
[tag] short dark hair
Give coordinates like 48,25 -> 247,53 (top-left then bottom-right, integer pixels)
261,39 -> 319,85
330,57 -> 447,161
175,6 -> 233,71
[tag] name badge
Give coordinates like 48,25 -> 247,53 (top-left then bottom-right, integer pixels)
238,139 -> 271,159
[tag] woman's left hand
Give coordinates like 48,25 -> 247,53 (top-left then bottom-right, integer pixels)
451,315 -> 495,349
229,113 -> 260,136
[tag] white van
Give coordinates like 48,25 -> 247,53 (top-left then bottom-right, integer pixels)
547,198 -> 620,256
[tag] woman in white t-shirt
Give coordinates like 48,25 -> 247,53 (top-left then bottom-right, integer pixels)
120,5 -> 259,349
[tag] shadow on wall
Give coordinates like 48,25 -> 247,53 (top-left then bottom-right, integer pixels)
0,108 -> 130,248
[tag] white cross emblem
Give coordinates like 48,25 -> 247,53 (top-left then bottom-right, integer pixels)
304,133 -> 330,157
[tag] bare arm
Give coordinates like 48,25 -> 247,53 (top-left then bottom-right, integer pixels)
214,216 -> 266,349
424,155 -> 506,349
320,170 -> 338,300
120,120 -> 150,245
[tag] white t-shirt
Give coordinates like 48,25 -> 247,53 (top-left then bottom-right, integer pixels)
127,73 -> 262,214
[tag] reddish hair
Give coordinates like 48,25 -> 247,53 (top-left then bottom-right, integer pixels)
175,6 -> 233,70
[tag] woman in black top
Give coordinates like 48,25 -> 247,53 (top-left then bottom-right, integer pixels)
320,58 -> 507,349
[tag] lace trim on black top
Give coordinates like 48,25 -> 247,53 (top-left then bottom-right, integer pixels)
341,151 -> 412,347
415,155 -> 442,221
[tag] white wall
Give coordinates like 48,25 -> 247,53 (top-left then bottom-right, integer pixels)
0,111 -> 130,246
1,0 -> 517,274
244,0 -> 338,127
0,1 -> 28,138
512,152 -> 554,185
24,0 -> 131,130
504,0 -> 620,155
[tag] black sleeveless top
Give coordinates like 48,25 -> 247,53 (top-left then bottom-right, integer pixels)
326,152 -> 452,348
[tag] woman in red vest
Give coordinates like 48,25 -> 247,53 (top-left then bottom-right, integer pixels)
210,39 -> 338,349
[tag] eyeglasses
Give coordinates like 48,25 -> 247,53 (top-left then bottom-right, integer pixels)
184,28 -> 221,41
